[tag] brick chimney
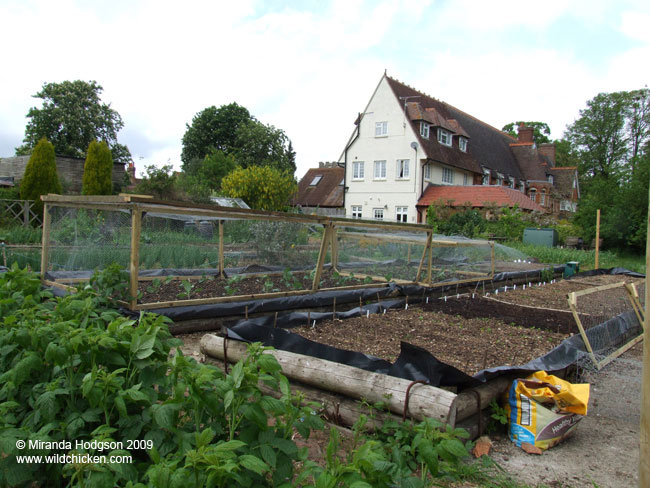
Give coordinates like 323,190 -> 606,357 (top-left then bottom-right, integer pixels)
538,143 -> 556,165
127,162 -> 136,182
517,123 -> 534,144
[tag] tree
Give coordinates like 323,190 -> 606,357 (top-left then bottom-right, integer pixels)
19,138 -> 62,215
221,166 -> 297,211
181,103 -> 251,169
565,92 -> 630,181
199,149 -> 239,192
233,121 -> 296,173
16,80 -> 132,165
133,165 -> 212,203
566,89 -> 650,251
134,165 -> 177,200
502,121 -> 552,144
82,141 -> 113,195
181,102 -> 296,176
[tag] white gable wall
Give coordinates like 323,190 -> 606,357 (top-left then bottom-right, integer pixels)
342,76 -> 423,223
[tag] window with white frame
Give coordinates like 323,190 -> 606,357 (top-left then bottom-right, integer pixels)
375,121 -> 388,137
509,178 -> 515,189
540,189 -> 546,206
437,128 -> 452,146
396,159 -> 409,179
351,205 -> 362,218
424,164 -> 431,181
396,206 -> 408,223
463,173 -> 469,185
529,188 -> 537,202
373,208 -> 384,220
442,167 -> 454,184
352,161 -> 364,180
496,173 -> 504,186
547,175 -> 554,184
309,175 -> 322,186
519,181 -> 525,192
482,170 -> 491,185
420,122 -> 430,139
373,160 -> 386,179
459,137 -> 468,152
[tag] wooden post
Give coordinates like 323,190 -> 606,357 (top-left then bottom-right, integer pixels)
312,224 -> 332,291
40,203 -> 51,279
415,231 -> 431,282
218,220 -> 225,277
23,200 -> 29,227
427,233 -> 434,285
331,224 -> 339,271
595,209 -> 601,269
490,241 -> 496,278
639,191 -> 650,486
129,205 -> 142,310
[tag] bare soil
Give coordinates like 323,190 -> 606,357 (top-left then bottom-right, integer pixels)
293,304 -> 568,375
138,269 -> 382,304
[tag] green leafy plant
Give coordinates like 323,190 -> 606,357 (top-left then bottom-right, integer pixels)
486,399 -> 509,434
0,266 -> 325,487
146,277 -> 162,294
177,278 -> 194,299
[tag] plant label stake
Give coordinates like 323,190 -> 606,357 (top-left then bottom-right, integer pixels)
332,297 -> 336,320
273,312 -> 278,328
366,310 -> 370,318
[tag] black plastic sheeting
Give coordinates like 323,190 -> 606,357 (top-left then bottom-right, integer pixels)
222,267 -> 644,391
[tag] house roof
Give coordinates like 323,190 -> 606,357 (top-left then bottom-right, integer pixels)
416,185 -> 545,212
509,145 -> 548,181
548,167 -> 578,199
293,166 -> 344,208
386,76 -> 523,178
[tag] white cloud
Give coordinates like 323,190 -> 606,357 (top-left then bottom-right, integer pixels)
1,0 -> 649,183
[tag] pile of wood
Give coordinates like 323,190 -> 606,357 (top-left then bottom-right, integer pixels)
200,335 -> 513,438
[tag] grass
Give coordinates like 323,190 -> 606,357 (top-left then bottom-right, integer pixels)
0,223 -> 42,244
503,241 -> 645,273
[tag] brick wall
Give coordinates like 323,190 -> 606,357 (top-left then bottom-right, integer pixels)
0,155 -> 125,193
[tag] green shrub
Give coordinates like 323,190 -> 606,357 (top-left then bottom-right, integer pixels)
19,137 -> 62,215
82,140 -> 113,195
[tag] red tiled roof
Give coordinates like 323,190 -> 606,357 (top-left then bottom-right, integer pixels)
416,185 -> 545,212
293,167 -> 344,208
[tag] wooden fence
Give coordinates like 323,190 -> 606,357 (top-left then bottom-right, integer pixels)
0,199 -> 41,227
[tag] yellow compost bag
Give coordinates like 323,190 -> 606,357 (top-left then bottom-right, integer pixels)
505,371 -> 590,451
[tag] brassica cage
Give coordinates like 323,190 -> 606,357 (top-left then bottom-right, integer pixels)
40,195 -> 495,311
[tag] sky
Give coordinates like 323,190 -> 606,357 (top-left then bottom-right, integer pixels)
1,0 -> 649,180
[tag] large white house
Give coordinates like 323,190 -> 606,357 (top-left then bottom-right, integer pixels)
338,73 -> 579,222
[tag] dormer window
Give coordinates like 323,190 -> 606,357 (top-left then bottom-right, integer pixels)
508,178 -> 515,189
459,137 -> 468,152
310,175 -> 322,186
375,121 -> 388,137
547,175 -> 554,184
496,173 -> 504,186
420,122 -> 430,139
437,128 -> 452,147
519,181 -> 525,192
482,169 -> 490,185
